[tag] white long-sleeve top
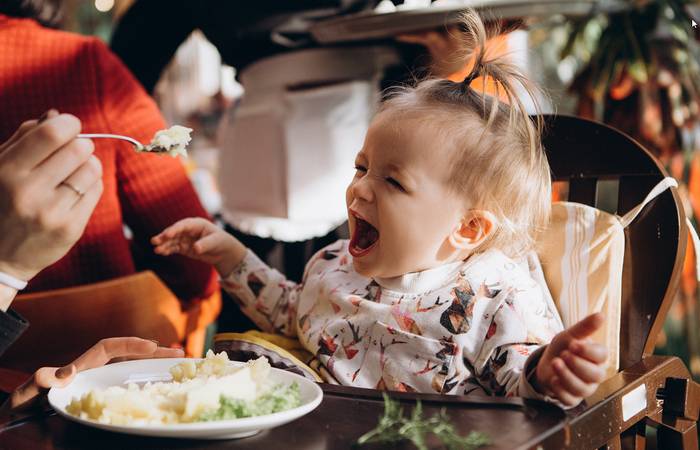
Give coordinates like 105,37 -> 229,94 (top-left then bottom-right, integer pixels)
221,240 -> 564,398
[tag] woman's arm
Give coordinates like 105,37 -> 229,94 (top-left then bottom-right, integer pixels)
0,113 -> 103,356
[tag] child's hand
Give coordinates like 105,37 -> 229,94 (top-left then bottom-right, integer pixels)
534,313 -> 608,407
151,218 -> 246,277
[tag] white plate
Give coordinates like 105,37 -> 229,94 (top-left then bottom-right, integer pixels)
48,358 -> 323,440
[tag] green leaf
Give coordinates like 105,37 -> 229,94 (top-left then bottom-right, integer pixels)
356,395 -> 490,450
560,19 -> 589,59
628,59 -> 649,83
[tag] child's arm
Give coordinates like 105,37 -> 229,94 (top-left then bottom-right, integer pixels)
151,217 -> 246,277
473,310 -> 607,408
219,250 -> 303,337
152,218 -> 302,336
468,280 -> 607,407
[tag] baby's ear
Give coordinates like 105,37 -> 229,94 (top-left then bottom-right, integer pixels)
448,211 -> 497,250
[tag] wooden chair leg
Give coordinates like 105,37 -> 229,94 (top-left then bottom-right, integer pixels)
657,420 -> 698,450
601,435 -> 621,450
601,422 -> 646,450
620,421 -> 646,450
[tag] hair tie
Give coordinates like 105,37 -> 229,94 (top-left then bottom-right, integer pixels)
461,66 -> 481,91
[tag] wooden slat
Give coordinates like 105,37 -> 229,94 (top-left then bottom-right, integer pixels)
657,420 -> 698,450
596,178 -> 620,214
619,422 -> 646,450
568,177 -> 598,206
617,175 -> 684,369
542,116 -> 660,181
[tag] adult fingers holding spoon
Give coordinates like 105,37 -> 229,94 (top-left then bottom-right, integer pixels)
55,149 -> 103,209
0,111 -> 103,284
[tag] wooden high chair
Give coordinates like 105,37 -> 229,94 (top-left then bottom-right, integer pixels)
306,114 -> 697,450
540,114 -> 699,449
0,271 -> 215,374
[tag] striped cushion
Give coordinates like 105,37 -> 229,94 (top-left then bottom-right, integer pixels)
537,202 -> 624,377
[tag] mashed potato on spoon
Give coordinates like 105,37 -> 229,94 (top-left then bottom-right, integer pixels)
139,125 -> 193,157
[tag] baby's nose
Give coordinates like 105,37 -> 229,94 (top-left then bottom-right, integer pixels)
350,176 -> 375,203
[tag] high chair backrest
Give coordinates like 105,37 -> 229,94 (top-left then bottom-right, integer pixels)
0,271 -> 188,373
539,114 -> 686,371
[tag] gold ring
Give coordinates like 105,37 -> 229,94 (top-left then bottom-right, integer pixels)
60,181 -> 84,197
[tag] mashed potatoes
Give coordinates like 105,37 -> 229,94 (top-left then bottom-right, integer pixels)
143,125 -> 192,157
66,351 -> 300,426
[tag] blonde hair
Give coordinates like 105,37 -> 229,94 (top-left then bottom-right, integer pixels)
379,10 -> 551,257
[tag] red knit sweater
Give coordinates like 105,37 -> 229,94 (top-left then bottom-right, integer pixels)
0,15 -> 218,305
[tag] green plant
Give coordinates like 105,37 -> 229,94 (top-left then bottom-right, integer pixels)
561,0 -> 700,159
355,394 -> 490,450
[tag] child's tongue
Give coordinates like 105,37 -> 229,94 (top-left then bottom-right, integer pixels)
350,218 -> 379,255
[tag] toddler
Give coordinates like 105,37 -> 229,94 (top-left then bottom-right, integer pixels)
153,11 -> 608,407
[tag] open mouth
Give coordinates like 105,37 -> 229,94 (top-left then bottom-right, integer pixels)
349,215 -> 379,257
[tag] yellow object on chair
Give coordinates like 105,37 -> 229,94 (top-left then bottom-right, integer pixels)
537,202 -> 624,379
213,330 -> 323,382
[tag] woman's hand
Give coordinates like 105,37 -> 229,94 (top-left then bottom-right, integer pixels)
0,111 -> 103,285
5,337 -> 184,412
151,217 -> 246,277
534,313 -> 609,407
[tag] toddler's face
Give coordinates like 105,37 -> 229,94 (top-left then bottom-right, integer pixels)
346,111 -> 469,279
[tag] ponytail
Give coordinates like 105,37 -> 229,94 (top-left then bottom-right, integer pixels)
378,9 -> 551,257
455,9 -> 544,164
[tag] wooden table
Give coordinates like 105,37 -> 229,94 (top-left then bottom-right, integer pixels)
3,357 -> 696,449
0,384 -> 569,450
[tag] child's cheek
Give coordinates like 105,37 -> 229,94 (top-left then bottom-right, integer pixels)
345,184 -> 353,208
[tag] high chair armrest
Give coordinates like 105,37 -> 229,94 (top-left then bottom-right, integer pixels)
558,355 -> 695,449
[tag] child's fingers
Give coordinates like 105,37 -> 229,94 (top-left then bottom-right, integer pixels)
153,238 -> 179,253
158,222 -> 189,240
151,232 -> 181,246
151,227 -> 180,245
153,242 -> 177,255
154,237 -> 194,256
567,313 -> 604,340
152,218 -> 210,244
569,340 -> 608,365
193,232 -> 226,255
560,350 -> 606,383
552,358 -> 592,398
548,376 -> 581,407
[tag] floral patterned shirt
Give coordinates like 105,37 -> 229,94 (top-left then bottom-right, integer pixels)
221,240 -> 564,398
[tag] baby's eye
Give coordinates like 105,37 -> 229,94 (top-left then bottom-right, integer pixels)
386,177 -> 405,192
354,164 -> 367,173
